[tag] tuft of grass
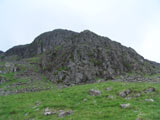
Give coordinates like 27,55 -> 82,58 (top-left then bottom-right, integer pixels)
0,81 -> 160,120
25,56 -> 41,64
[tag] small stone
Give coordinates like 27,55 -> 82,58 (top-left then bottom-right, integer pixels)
145,99 -> 154,102
89,89 -> 101,96
134,93 -> 141,97
24,113 -> 28,116
83,98 -> 88,102
106,87 -> 112,91
44,107 -> 56,116
144,87 -> 156,93
108,95 -> 114,99
119,89 -> 131,97
44,111 -> 52,116
58,110 -> 73,117
136,118 -> 142,120
35,101 -> 41,106
120,103 -> 131,108
125,97 -> 132,100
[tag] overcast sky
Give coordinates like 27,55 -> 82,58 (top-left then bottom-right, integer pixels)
0,0 -> 160,62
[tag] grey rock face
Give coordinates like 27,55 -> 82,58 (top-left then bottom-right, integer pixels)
0,50 -> 4,60
39,30 -> 157,84
2,29 -> 159,84
0,76 -> 7,84
4,62 -> 19,73
0,51 -> 3,55
5,29 -> 78,58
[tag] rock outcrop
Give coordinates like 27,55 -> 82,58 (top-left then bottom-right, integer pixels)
39,30 -> 157,84
2,29 -> 159,85
0,51 -> 3,55
5,29 -> 77,58
0,51 -> 4,59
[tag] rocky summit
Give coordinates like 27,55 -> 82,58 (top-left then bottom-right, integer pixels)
1,29 -> 160,85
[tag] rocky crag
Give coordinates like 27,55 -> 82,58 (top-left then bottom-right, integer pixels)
0,51 -> 3,56
1,29 -> 160,85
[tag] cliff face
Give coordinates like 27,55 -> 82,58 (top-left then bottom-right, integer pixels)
38,30 -> 156,84
3,29 -> 158,84
5,29 -> 77,58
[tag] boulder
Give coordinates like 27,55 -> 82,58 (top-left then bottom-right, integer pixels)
106,87 -> 112,91
119,89 -> 132,97
144,87 -> 156,93
44,107 -> 56,116
89,89 -> 101,96
58,110 -> 73,117
145,99 -> 154,102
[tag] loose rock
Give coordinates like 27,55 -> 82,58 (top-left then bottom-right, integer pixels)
120,103 -> 131,108
89,89 -> 101,96
134,93 -> 141,97
108,95 -> 114,99
44,107 -> 56,116
44,111 -> 52,116
58,110 -> 73,117
144,87 -> 156,93
119,89 -> 131,97
145,99 -> 154,102
83,98 -> 88,102
106,87 -> 112,91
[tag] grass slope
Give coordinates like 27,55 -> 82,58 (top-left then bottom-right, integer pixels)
0,81 -> 160,120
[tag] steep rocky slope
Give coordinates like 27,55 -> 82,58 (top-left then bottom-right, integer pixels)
5,29 -> 77,58
0,51 -> 3,55
1,29 -> 159,85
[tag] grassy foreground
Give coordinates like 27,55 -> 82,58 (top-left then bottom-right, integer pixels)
0,81 -> 160,120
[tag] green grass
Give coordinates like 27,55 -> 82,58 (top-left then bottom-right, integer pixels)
0,61 -> 5,65
0,81 -> 160,120
25,56 -> 41,64
0,72 -> 54,93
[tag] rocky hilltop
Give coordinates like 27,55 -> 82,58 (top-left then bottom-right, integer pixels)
0,51 -> 3,55
1,29 -> 159,85
5,29 -> 77,58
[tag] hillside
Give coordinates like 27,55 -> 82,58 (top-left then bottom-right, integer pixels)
0,29 -> 160,120
0,81 -> 160,120
1,29 -> 159,85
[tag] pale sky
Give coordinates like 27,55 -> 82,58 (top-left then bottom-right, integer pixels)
0,0 -> 160,62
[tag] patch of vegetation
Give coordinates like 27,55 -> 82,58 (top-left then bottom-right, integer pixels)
57,66 -> 69,72
15,64 -> 27,72
124,63 -> 132,71
106,48 -> 111,53
0,81 -> 160,120
0,61 -> 5,65
90,59 -> 102,66
25,56 -> 41,64
96,77 -> 104,81
55,45 -> 62,51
